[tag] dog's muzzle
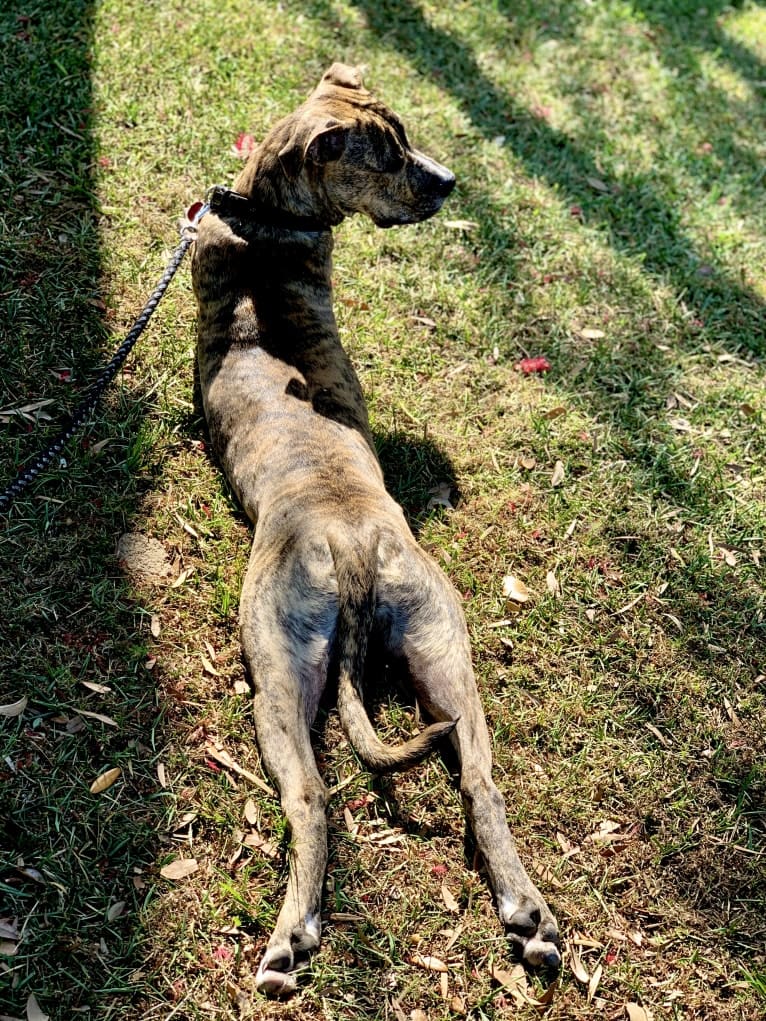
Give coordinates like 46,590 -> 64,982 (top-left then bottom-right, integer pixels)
412,151 -> 456,198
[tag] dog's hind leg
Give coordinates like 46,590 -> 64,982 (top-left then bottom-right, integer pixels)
391,566 -> 561,970
248,674 -> 328,996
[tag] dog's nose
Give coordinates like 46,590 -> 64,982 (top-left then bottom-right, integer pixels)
436,171 -> 456,197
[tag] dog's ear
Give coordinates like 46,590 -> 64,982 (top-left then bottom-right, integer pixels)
321,63 -> 365,91
278,120 -> 349,179
305,121 -> 349,165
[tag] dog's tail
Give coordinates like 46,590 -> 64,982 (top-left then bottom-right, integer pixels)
329,530 -> 457,773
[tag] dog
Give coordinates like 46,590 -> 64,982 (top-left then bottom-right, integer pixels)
191,63 -> 560,996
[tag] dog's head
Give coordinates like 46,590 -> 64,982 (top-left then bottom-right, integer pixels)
244,64 -> 455,228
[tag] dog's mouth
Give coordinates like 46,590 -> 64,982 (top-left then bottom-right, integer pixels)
371,197 -> 450,229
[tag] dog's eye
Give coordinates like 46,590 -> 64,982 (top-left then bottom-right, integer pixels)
383,149 -> 405,173
364,149 -> 404,175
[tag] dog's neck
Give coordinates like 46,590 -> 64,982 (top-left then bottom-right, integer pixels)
232,122 -> 346,229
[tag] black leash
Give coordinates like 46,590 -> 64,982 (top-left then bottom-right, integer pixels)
0,204 -> 208,514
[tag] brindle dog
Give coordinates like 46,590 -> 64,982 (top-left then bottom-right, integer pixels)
191,63 -> 560,996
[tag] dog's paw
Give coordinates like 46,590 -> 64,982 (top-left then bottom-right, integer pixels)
255,955 -> 296,996
255,949 -> 298,997
255,917 -> 321,997
502,898 -> 561,971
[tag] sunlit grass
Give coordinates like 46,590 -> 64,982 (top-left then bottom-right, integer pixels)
1,1 -> 764,1018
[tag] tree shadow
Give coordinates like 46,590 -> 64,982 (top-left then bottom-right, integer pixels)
0,4 -> 169,1016
347,0 -> 764,358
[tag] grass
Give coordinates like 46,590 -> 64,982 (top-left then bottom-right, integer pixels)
1,0 -> 764,1018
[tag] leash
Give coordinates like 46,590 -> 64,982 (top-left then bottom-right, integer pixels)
0,201 -> 209,514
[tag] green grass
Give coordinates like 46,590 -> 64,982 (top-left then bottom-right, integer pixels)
1,1 -> 765,1018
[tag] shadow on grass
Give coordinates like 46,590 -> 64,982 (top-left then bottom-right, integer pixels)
374,429 -> 458,533
346,0 -> 765,355
0,3 -> 169,1015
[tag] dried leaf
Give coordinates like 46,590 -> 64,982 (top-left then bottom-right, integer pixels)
171,567 -> 193,589
625,1003 -> 650,1021
201,655 -> 219,677
77,709 -> 118,727
107,901 -> 126,922
443,923 -> 463,951
580,327 -> 606,339
157,763 -> 167,788
226,980 -> 249,1011
441,883 -> 459,913
0,696 -> 27,718
410,952 -> 448,972
573,934 -> 605,949
490,962 -> 531,1005
26,994 -> 49,1021
175,515 -> 201,540
587,963 -> 603,1002
586,176 -> 609,193
532,858 -> 561,888
410,314 -> 437,329
444,219 -> 478,231
0,939 -> 18,956
669,417 -> 691,433
586,819 -> 623,843
391,998 -> 408,1021
543,405 -> 567,420
719,547 -> 738,567
80,681 -> 111,694
546,571 -> 561,597
450,994 -> 467,1014
233,679 -> 250,695
491,962 -> 526,986
0,921 -> 19,941
440,971 -> 449,1000
427,482 -> 454,511
519,455 -> 536,470
568,944 -> 590,984
556,831 -> 579,857
150,614 -> 161,638
585,608 -> 597,622
551,460 -> 565,487
535,979 -> 559,1005
89,767 -> 122,794
244,798 -> 258,826
502,575 -> 529,603
160,858 -> 198,880
410,1011 -> 428,1021
242,831 -> 278,859
16,866 -> 45,884
344,806 -> 358,836
203,743 -> 271,793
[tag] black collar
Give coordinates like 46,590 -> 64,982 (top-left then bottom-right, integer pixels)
205,185 -> 330,234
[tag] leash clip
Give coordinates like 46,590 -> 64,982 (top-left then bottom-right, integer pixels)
180,199 -> 210,239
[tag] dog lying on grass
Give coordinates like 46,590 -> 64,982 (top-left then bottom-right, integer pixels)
191,62 -> 560,995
